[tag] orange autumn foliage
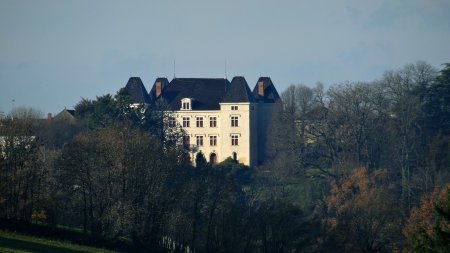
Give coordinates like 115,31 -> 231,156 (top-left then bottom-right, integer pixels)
324,167 -> 390,226
403,184 -> 450,239
321,167 -> 400,252
31,210 -> 47,223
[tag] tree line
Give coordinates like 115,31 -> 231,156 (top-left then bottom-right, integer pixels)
0,61 -> 449,252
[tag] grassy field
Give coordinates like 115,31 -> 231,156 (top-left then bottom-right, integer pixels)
0,230 -> 117,253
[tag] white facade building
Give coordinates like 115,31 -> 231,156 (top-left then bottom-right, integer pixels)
123,76 -> 280,167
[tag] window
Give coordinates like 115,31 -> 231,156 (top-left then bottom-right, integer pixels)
196,136 -> 204,146
232,152 -> 237,161
182,101 -> 190,110
231,116 -> 238,127
210,117 -> 217,127
196,117 -> 203,127
210,136 -> 217,146
209,153 -> 217,165
231,135 -> 239,146
231,105 -> 238,110
183,136 -> 190,148
181,98 -> 192,110
168,117 -> 176,127
182,117 -> 190,128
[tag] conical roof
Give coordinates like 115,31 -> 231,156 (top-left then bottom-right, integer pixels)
222,76 -> 255,103
124,77 -> 151,104
252,77 -> 280,103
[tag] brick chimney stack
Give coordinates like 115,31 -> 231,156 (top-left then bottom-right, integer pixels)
258,81 -> 264,97
156,81 -> 162,97
47,113 -> 52,122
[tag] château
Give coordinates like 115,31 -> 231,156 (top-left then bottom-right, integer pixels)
123,76 -> 280,167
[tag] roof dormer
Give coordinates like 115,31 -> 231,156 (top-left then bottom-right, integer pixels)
181,98 -> 193,110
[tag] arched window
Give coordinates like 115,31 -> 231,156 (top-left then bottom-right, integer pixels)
232,152 -> 237,162
195,152 -> 206,168
209,153 -> 217,165
181,98 -> 193,110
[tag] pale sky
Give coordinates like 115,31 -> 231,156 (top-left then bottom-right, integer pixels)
1,0 -> 449,115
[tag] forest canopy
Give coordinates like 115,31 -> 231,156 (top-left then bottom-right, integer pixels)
1,61 -> 449,252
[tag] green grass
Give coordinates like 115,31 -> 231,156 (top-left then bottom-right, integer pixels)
0,230 -> 117,253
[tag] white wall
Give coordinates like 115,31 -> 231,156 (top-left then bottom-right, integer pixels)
156,77 -> 282,167
171,102 -> 258,167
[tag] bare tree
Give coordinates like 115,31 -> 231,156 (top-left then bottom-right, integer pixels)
0,107 -> 45,221
378,61 -> 437,211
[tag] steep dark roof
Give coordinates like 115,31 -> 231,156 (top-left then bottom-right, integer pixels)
54,108 -> 76,122
124,77 -> 151,104
222,76 -> 255,103
252,77 -> 280,103
149,77 -> 170,101
66,109 -> 75,116
156,78 -> 231,110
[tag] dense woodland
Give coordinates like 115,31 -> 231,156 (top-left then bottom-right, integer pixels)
1,61 -> 449,252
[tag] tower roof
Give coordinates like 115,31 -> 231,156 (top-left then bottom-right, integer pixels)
124,77 -> 151,104
252,77 -> 280,103
149,77 -> 170,101
222,76 -> 255,103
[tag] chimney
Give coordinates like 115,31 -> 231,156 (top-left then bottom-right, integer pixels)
47,113 -> 52,122
258,81 -> 264,97
156,81 -> 162,97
